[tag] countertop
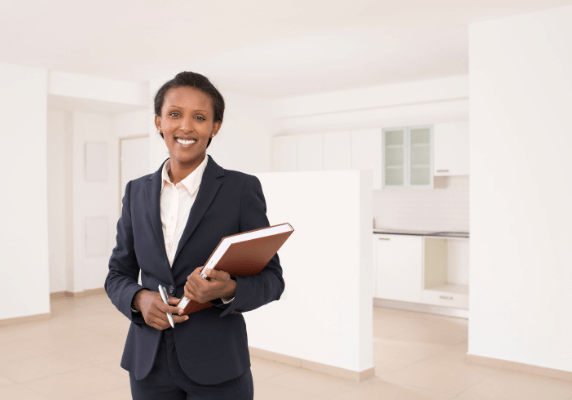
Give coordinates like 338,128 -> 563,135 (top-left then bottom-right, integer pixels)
373,228 -> 469,238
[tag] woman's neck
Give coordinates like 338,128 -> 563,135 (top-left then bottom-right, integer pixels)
168,154 -> 206,185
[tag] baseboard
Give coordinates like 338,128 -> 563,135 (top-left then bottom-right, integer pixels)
373,297 -> 469,319
50,288 -> 106,299
0,312 -> 52,327
248,346 -> 375,382
466,354 -> 572,382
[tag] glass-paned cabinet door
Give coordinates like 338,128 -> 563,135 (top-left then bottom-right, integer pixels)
382,125 -> 433,189
383,128 -> 405,186
409,126 -> 432,187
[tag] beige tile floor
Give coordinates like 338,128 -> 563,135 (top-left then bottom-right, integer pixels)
1,295 -> 571,399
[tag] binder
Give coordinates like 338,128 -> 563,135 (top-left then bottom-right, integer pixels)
177,222 -> 294,315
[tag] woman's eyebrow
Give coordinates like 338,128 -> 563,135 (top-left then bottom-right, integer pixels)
166,105 -> 207,112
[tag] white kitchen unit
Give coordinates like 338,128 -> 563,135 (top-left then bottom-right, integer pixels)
323,131 -> 352,170
433,121 -> 470,176
422,237 -> 469,309
382,126 -> 433,189
372,230 -> 469,319
373,234 -> 423,303
351,128 -> 382,190
272,135 -> 298,172
297,132 -> 323,171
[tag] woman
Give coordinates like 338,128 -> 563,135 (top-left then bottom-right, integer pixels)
105,71 -> 285,400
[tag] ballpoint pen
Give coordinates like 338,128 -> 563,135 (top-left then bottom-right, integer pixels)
158,285 -> 175,329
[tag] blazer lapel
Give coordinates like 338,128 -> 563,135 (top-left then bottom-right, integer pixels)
145,159 -> 169,263
172,154 -> 225,269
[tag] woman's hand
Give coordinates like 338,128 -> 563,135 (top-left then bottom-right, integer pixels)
184,266 -> 233,303
133,290 -> 189,331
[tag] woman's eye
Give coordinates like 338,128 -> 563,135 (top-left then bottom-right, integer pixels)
169,112 -> 179,117
196,116 -> 206,121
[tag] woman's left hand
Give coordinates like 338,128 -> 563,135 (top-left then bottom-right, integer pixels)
184,266 -> 232,303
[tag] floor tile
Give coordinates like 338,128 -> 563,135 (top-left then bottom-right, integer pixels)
0,384 -> 52,399
459,369 -> 572,400
25,366 -> 127,400
0,353 -> 89,383
250,356 -> 299,381
264,368 -> 362,399
330,377 -> 455,400
0,340 -> 56,363
380,358 -> 495,396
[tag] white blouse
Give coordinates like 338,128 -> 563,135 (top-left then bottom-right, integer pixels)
160,155 -> 234,304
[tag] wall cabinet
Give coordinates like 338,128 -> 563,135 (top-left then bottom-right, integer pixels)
433,121 -> 469,176
272,135 -> 298,172
297,132 -> 323,171
382,125 -> 433,189
323,131 -> 352,170
351,129 -> 382,190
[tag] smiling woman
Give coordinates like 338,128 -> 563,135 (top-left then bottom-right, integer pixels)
104,71 -> 284,399
153,72 -> 225,185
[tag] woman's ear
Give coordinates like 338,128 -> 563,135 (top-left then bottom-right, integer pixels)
154,114 -> 162,136
211,121 -> 222,138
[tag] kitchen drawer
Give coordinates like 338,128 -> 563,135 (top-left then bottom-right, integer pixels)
422,289 -> 468,309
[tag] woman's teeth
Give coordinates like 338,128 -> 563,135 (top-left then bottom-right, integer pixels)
177,138 -> 196,145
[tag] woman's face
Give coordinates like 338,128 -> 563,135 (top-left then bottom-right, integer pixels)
155,86 -> 221,167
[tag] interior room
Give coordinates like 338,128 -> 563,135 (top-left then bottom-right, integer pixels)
1,1 -> 572,399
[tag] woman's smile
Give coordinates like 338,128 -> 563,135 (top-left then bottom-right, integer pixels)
175,137 -> 197,147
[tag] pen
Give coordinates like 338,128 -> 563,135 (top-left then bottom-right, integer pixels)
158,285 -> 175,329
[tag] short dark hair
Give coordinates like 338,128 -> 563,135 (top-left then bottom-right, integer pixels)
153,71 -> 225,149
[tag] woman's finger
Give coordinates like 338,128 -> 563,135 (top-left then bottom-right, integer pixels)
173,314 -> 189,324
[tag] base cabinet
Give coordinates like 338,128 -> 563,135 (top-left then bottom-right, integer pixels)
374,234 -> 423,303
373,233 -> 469,311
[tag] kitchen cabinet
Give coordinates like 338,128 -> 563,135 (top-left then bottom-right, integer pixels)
433,121 -> 469,176
373,234 -> 423,303
351,128 -> 382,190
382,126 -> 433,189
297,132 -> 323,171
422,237 -> 469,308
372,232 -> 469,311
323,131 -> 352,170
272,135 -> 298,172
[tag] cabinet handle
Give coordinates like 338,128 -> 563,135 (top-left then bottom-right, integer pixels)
439,295 -> 453,300
378,237 -> 390,241
436,169 -> 449,173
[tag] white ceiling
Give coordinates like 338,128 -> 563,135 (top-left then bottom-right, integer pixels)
2,0 -> 572,98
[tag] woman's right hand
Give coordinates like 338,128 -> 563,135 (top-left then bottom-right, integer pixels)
133,289 -> 189,330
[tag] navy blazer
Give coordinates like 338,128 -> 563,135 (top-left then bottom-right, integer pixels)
105,155 -> 285,385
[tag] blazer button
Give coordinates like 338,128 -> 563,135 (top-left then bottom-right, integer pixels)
168,285 -> 174,294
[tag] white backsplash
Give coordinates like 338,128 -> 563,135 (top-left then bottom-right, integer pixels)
373,176 -> 469,233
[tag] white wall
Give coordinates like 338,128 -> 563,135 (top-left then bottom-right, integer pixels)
47,110 -> 69,293
0,62 -> 50,319
248,170 -> 373,373
469,5 -> 572,372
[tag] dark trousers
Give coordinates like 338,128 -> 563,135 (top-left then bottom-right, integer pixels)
129,329 -> 254,400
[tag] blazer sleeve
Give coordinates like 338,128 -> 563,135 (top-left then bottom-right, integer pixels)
104,180 -> 148,326
213,175 -> 285,318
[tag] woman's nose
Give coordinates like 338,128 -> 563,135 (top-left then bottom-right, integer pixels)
179,116 -> 194,133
